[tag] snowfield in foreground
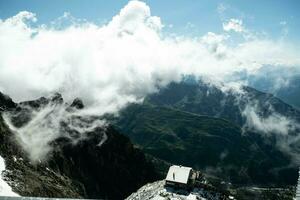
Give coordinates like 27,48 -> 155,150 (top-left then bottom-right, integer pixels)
126,180 -> 230,200
0,156 -> 19,197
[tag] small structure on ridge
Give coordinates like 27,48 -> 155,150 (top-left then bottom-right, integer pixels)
165,165 -> 201,189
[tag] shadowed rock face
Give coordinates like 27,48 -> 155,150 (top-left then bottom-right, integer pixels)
0,92 -> 160,199
70,98 -> 84,110
0,92 -> 16,111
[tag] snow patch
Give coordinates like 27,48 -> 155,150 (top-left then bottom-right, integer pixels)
126,180 -> 228,200
0,156 -> 19,196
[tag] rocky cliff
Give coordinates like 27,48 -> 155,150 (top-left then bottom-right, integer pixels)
0,92 -> 160,199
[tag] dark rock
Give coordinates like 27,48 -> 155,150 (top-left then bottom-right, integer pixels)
19,96 -> 49,109
48,125 -> 159,199
70,98 -> 84,109
11,93 -> 64,127
50,93 -> 63,104
18,93 -> 63,109
0,92 -> 16,111
0,91 -> 160,199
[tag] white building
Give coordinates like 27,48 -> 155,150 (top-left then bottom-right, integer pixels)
165,165 -> 198,189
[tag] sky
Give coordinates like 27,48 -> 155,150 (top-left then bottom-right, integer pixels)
0,0 -> 299,107
0,0 -> 300,41
0,0 -> 300,161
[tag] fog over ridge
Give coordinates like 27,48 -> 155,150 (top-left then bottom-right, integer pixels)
0,0 -> 300,161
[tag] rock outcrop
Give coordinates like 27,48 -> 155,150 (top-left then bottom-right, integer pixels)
0,92 -> 160,199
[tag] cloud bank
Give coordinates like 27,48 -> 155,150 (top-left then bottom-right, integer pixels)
0,0 -> 299,114
3,98 -> 107,162
242,102 -> 298,135
0,0 -> 300,161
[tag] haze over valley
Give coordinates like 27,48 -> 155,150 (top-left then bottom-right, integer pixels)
0,0 -> 299,199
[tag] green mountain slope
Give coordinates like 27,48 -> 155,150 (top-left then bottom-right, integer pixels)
113,103 -> 297,186
110,80 -> 300,187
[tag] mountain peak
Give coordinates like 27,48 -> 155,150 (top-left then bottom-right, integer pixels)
0,92 -> 16,111
126,180 -> 232,200
70,98 -> 84,109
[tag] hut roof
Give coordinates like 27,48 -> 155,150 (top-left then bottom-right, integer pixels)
166,165 -> 192,184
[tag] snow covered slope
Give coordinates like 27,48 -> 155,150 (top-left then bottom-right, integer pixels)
126,180 -> 233,200
0,156 -> 19,196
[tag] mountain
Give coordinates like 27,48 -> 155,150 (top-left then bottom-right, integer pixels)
1,79 -> 298,198
0,92 -> 160,199
144,81 -> 300,126
0,92 -> 16,111
126,180 -> 231,200
232,65 -> 300,109
249,74 -> 300,109
111,81 -> 300,186
127,180 -> 295,200
113,103 -> 296,185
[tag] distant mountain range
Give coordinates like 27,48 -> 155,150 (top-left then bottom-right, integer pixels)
249,75 -> 300,109
111,80 -> 300,186
0,78 -> 299,199
232,65 -> 300,109
145,80 -> 300,125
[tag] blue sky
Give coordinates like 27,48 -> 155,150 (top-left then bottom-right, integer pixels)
0,0 -> 299,41
0,0 -> 299,119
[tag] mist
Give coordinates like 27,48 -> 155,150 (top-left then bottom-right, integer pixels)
0,1 -> 299,110
0,0 -> 300,161
3,95 -> 107,162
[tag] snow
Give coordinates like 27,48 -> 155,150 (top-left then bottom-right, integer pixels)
186,194 -> 198,200
166,165 -> 192,184
126,180 -> 228,200
0,156 -> 19,196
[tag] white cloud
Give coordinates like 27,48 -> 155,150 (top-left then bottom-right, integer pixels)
0,0 -> 299,155
200,32 -> 228,59
0,1 -> 298,115
223,18 -> 244,32
109,0 -> 162,34
241,100 -> 300,163
0,0 -> 299,110
3,103 -> 107,162
242,103 -> 297,135
5,11 -> 37,24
